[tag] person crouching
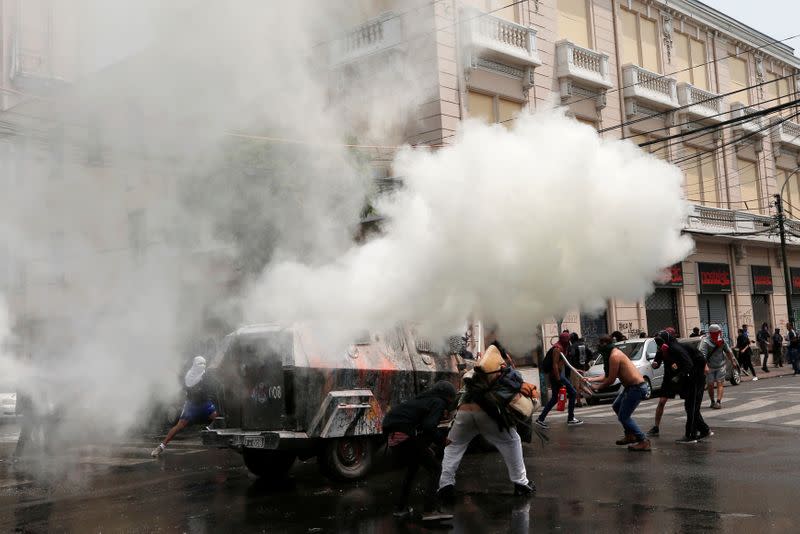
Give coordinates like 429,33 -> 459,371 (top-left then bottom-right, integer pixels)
584,335 -> 651,451
382,381 -> 457,521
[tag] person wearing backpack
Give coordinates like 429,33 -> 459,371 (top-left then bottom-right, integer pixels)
535,332 -> 584,429
700,325 -> 737,409
437,342 -> 537,500
772,328 -> 784,367
382,381 -> 457,521
756,323 -> 771,373
654,329 -> 711,443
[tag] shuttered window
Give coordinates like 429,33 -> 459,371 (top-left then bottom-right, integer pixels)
469,91 -> 523,126
729,57 -> 750,104
468,91 -> 495,123
490,0 -> 519,22
498,98 -> 523,125
784,168 -> 800,219
557,0 -> 590,48
690,38 -> 708,90
640,18 -> 659,72
737,157 -> 759,212
620,9 -> 660,72
765,72 -> 779,103
684,149 -> 718,205
620,10 -> 640,67
700,157 -> 718,205
673,33 -> 691,84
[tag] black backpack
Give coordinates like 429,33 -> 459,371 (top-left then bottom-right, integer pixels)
541,347 -> 555,373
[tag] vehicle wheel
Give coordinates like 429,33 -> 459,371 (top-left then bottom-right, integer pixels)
319,437 -> 374,481
729,368 -> 741,386
242,449 -> 296,478
642,378 -> 652,400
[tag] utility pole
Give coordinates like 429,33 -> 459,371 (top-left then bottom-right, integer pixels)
775,194 -> 794,323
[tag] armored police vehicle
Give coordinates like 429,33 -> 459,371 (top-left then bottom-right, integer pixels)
201,323 -> 468,480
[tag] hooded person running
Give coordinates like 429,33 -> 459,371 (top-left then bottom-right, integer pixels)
382,381 -> 457,521
151,356 -> 219,458
654,330 -> 711,443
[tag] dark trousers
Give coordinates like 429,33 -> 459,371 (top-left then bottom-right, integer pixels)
773,347 -> 784,366
539,374 -> 577,421
738,348 -> 756,376
684,375 -> 709,439
392,438 -> 441,512
758,341 -> 769,369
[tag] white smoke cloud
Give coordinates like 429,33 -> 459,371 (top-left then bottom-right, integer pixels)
246,111 -> 694,350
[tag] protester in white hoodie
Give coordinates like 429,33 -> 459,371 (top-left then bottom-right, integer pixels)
151,356 -> 218,457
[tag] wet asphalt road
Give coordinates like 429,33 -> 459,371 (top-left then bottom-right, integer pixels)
2,377 -> 800,533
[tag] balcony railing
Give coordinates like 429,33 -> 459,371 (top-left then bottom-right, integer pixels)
622,64 -> 679,112
773,119 -> 800,150
330,12 -> 403,65
686,205 -> 778,240
730,102 -> 766,136
676,83 -> 725,123
462,9 -> 541,68
555,40 -> 612,91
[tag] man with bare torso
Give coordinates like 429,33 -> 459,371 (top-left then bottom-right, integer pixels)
584,335 -> 651,451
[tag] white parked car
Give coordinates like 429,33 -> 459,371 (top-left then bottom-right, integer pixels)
584,338 -> 664,403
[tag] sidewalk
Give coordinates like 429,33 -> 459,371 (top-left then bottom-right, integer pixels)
738,363 -> 796,383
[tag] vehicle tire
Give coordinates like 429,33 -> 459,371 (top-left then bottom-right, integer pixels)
642,378 -> 652,400
319,437 -> 374,481
729,367 -> 741,386
242,449 -> 296,478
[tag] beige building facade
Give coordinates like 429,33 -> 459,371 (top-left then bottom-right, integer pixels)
337,0 -> 800,346
3,1 -> 800,354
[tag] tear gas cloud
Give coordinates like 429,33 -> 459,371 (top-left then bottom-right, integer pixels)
247,112 -> 694,350
0,0 -> 693,464
0,0 -> 429,454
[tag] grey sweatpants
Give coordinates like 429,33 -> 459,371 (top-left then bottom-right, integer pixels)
439,407 -> 529,489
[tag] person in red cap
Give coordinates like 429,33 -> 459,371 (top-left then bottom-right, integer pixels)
535,332 -> 583,428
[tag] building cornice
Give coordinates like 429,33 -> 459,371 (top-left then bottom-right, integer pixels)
654,0 -> 800,68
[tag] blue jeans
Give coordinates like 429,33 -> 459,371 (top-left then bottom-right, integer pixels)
538,373 -> 576,421
612,383 -> 647,441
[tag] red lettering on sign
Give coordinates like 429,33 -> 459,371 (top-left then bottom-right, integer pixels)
754,276 -> 772,286
701,271 -> 731,286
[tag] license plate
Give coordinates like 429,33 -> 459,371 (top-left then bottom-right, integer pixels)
244,436 -> 265,448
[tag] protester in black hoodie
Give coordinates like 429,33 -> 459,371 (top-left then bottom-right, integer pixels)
654,329 -> 710,443
382,381 -> 457,520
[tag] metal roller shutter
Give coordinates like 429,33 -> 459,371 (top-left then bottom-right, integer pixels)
646,288 -> 680,337
792,296 -> 800,323
699,294 -> 730,344
751,295 -> 770,329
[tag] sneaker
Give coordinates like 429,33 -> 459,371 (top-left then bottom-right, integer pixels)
616,434 -> 638,445
628,439 -> 651,452
712,401 -> 721,409
709,401 -> 716,409
697,430 -> 714,441
763,367 -> 770,373
421,512 -> 453,522
437,484 -> 455,503
752,376 -> 759,381
534,419 -> 549,430
675,437 -> 698,444
393,507 -> 414,520
646,426 -> 660,437
150,444 -> 165,458
567,418 -> 584,426
513,482 -> 535,496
